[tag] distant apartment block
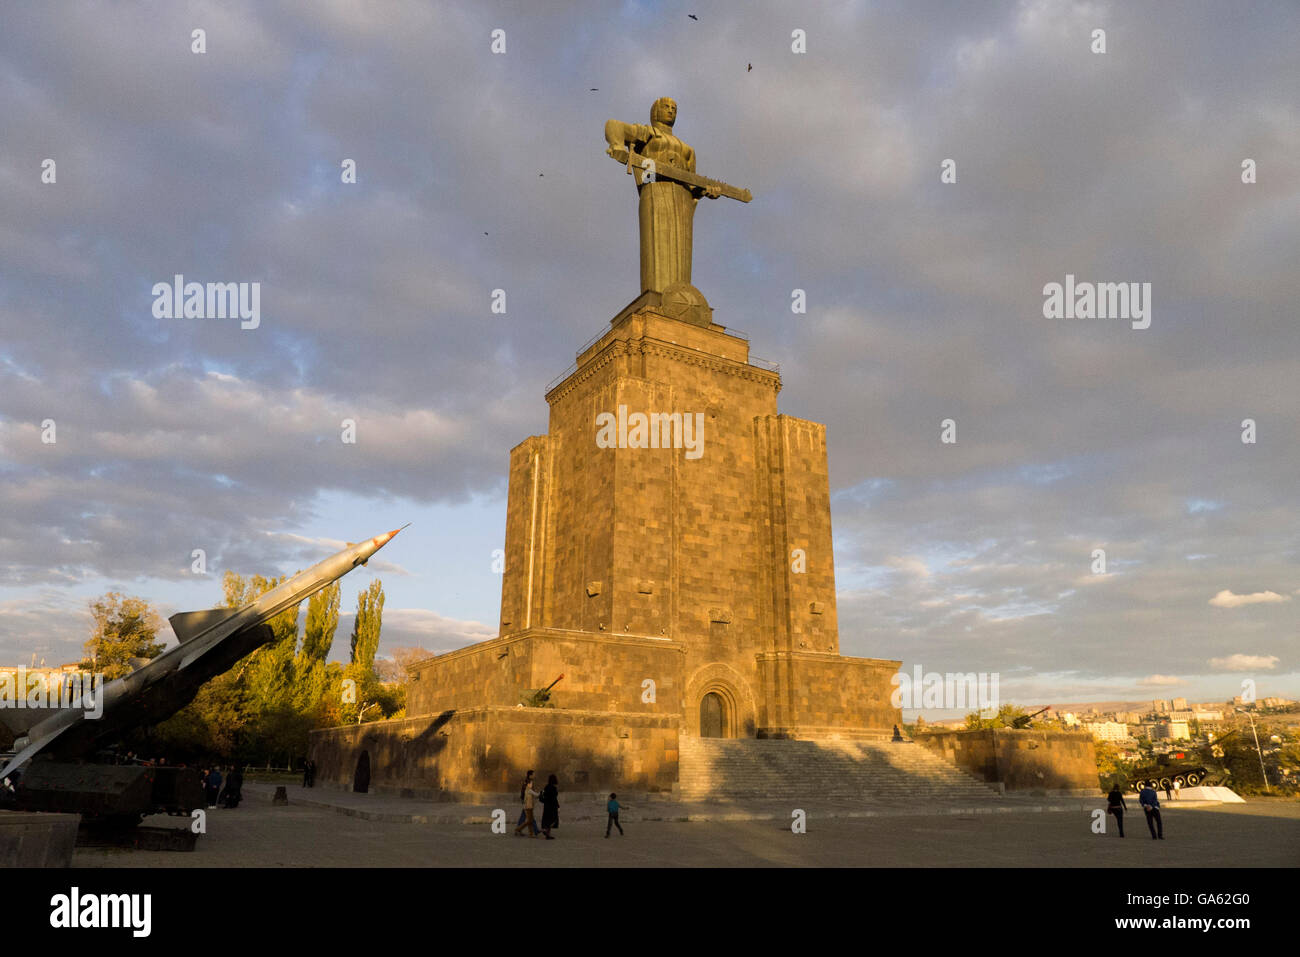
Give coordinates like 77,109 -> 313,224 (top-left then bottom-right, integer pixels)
1153,720 -> 1190,741
1084,721 -> 1131,742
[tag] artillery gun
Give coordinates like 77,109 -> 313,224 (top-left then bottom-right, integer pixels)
519,674 -> 565,708
1011,705 -> 1052,729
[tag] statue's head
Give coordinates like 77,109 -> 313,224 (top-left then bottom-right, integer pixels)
650,97 -> 677,129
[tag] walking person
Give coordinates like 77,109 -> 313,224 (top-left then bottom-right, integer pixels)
1138,783 -> 1164,840
514,770 -> 540,837
1172,779 -> 1181,800
1164,781 -> 1173,803
1105,786 -> 1126,837
539,774 -> 560,840
605,792 -> 624,837
515,771 -> 540,837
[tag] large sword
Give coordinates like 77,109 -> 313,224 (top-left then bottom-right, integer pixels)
607,146 -> 753,203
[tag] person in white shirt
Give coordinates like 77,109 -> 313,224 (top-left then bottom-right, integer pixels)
515,770 -> 539,837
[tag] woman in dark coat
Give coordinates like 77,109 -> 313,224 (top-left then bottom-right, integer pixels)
539,774 -> 560,839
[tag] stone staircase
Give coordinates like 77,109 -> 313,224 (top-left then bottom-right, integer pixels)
678,737 -> 1002,804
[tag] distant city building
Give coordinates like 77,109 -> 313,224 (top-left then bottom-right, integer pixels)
1169,710 -> 1195,722
1153,699 -> 1171,713
1172,697 -> 1188,711
1083,721 -> 1130,742
1193,709 -> 1223,723
1061,712 -> 1080,727
1153,720 -> 1190,741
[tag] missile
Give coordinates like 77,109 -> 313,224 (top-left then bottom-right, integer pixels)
0,527 -> 406,782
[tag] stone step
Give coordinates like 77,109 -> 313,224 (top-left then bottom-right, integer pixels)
676,736 -> 1000,801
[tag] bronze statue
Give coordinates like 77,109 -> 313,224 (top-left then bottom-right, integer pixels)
604,98 -> 751,317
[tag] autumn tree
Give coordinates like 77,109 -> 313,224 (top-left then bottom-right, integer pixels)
964,703 -> 1030,730
374,645 -> 430,685
81,592 -> 166,679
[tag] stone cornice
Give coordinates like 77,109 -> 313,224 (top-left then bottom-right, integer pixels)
755,651 -> 902,669
408,626 -> 684,676
546,334 -> 781,405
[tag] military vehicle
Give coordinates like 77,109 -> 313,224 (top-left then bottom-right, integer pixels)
1128,753 -> 1213,792
0,528 -> 404,833
9,760 -> 205,829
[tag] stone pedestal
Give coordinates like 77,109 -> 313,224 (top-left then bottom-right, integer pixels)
312,299 -> 901,793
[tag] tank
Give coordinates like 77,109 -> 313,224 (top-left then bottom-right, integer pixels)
1128,764 -> 1210,792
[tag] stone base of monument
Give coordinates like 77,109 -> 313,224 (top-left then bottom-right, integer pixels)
0,809 -> 80,867
1168,785 -> 1245,804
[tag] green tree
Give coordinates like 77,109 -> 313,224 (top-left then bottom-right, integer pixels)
349,580 -> 384,671
964,703 -> 1029,730
81,592 -> 166,679
302,581 -> 340,665
220,570 -> 302,710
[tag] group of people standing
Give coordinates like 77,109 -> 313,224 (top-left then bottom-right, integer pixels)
198,765 -> 243,809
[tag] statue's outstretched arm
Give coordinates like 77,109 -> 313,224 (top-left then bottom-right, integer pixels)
605,119 -> 652,157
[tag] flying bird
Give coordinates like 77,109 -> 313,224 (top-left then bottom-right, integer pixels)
688,14 -> 698,20
747,63 -> 752,72
590,88 -> 598,91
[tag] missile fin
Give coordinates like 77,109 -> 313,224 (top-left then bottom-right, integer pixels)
169,607 -> 238,643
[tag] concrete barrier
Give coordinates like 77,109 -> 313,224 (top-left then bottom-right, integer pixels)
0,810 -> 80,867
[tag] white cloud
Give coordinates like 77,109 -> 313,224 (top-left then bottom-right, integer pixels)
1209,590 -> 1290,608
1208,654 -> 1280,672
886,556 -> 931,578
1138,675 -> 1184,687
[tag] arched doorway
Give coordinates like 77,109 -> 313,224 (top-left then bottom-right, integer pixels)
353,750 -> 371,793
700,692 -> 726,738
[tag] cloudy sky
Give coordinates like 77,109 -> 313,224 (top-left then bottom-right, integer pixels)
1,0 -> 1296,713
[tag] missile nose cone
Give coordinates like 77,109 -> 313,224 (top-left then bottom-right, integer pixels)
370,524 -> 409,550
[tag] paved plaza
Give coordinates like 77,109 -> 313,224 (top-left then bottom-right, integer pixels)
71,783 -> 1300,868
